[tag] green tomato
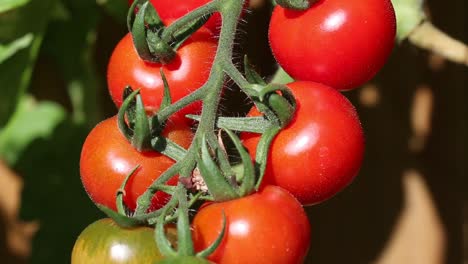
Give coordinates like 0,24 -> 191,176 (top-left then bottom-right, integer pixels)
72,218 -> 176,264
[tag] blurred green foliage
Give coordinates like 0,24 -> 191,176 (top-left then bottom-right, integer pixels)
0,0 -> 127,262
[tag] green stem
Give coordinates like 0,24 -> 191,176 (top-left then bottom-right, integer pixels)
161,0 -> 219,42
175,187 -> 195,256
136,0 -> 248,213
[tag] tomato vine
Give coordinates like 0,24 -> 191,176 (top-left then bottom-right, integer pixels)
74,0 -> 396,262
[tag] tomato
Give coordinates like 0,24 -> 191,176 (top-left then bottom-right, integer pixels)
269,0 -> 396,90
242,82 -> 364,205
107,28 -> 216,121
80,116 -> 193,212
128,0 -> 249,34
72,218 -> 177,263
192,185 -> 310,264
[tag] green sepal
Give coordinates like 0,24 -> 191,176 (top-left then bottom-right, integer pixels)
131,1 -> 155,62
159,69 -> 173,112
197,212 -> 227,258
123,86 -> 137,127
245,83 -> 296,128
244,56 -> 266,85
155,198 -> 179,257
169,14 -> 213,50
175,187 -> 195,256
135,162 -> 183,215
197,137 -> 239,202
258,84 -> 296,128
254,126 -> 281,189
131,94 -> 153,152
270,66 -> 294,84
186,115 -> 270,133
222,129 -> 255,196
117,88 -> 140,141
150,69 -> 173,133
116,165 -> 140,216
96,204 -> 145,228
275,0 -> 311,10
130,1 -> 175,63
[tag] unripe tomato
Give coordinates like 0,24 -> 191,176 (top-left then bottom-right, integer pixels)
72,218 -> 176,263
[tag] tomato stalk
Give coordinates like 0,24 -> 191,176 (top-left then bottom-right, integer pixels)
393,0 -> 468,66
123,0 -> 300,214
96,0 -> 297,243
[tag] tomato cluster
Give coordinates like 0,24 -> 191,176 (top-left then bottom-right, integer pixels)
73,0 -> 396,263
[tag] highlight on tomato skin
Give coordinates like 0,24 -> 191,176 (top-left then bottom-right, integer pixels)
106,26 -> 217,123
128,0 -> 250,34
71,218 -> 177,264
242,81 -> 365,206
269,0 -> 396,90
79,115 -> 193,212
192,185 -> 311,264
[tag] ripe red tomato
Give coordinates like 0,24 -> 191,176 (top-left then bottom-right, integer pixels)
72,218 -> 177,263
192,185 -> 311,264
269,0 -> 396,90
107,28 -> 216,121
80,116 -> 193,212
242,82 -> 364,205
128,0 -> 249,34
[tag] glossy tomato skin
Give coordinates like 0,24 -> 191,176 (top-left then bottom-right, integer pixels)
192,186 -> 311,264
72,218 -> 176,263
269,0 -> 396,90
80,116 -> 192,212
242,82 -> 364,205
107,29 -> 216,120
128,0 -> 249,34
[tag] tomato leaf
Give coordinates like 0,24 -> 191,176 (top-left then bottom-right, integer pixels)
0,0 -> 31,13
0,33 -> 33,64
0,96 -> 66,165
0,0 -> 56,127
98,0 -> 128,24
40,0 -> 101,126
17,120 -> 102,264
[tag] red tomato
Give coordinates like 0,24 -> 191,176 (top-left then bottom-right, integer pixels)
80,116 -> 193,212
192,185 -> 311,264
107,28 -> 216,121
242,82 -> 364,205
128,0 -> 249,34
269,0 -> 396,90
